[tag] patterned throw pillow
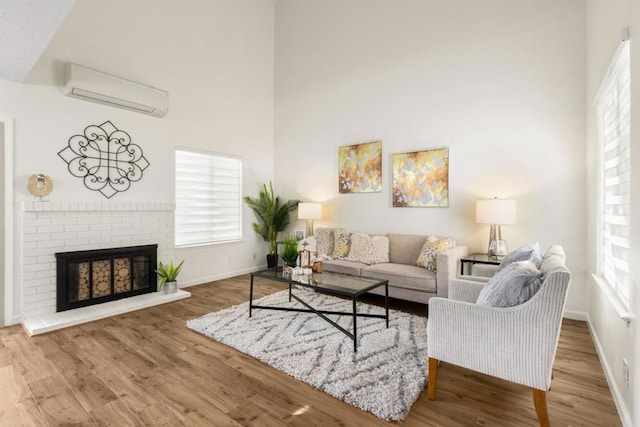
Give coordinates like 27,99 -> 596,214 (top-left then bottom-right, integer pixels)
416,235 -> 456,271
476,260 -> 543,307
315,227 -> 346,258
333,231 -> 351,258
347,233 -> 390,264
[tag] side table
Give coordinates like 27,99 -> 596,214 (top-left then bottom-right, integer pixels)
460,253 -> 501,276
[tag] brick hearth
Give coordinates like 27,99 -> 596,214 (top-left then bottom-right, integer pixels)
19,201 -> 175,320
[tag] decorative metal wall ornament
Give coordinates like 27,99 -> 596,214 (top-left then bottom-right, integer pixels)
58,121 -> 149,198
27,174 -> 54,199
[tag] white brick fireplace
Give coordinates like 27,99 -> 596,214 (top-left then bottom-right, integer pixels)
18,200 -> 187,332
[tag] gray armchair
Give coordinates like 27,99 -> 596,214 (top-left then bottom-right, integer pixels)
426,245 -> 570,427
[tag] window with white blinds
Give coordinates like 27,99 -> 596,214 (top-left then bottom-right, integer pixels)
175,148 -> 242,247
595,40 -> 631,308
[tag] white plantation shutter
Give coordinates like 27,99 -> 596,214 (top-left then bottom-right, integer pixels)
175,148 -> 242,247
596,40 -> 631,308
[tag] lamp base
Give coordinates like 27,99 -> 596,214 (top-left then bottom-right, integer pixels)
305,220 -> 314,238
487,224 -> 508,260
488,239 -> 509,260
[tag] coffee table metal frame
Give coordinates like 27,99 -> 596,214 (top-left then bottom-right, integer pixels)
249,268 -> 389,352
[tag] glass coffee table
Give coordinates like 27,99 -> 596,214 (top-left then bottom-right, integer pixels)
249,268 -> 389,352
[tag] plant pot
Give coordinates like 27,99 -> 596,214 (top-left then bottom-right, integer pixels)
266,254 -> 278,268
163,281 -> 178,294
282,260 -> 297,269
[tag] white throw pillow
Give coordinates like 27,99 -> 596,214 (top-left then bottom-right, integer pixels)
297,236 -> 317,255
347,233 -> 390,265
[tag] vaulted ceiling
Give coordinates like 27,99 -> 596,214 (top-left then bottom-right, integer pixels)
0,0 -> 76,82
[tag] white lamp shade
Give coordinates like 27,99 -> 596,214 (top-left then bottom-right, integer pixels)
476,199 -> 516,225
298,202 -> 322,220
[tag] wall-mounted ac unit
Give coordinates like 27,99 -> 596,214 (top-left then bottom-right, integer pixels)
64,63 -> 169,118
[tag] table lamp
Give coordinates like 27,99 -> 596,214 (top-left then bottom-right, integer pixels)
476,198 -> 516,259
298,202 -> 322,237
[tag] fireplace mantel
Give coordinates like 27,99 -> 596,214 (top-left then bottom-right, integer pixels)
22,200 -> 175,212
18,199 -> 175,323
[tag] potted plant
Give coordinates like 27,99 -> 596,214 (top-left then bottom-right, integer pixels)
281,234 -> 299,270
244,181 -> 299,268
155,260 -> 184,294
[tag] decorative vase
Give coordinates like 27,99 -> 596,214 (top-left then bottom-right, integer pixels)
266,254 -> 278,268
163,281 -> 178,294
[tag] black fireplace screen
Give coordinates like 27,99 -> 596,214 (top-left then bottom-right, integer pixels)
56,244 -> 157,312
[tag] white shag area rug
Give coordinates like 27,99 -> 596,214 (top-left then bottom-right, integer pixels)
187,289 -> 427,421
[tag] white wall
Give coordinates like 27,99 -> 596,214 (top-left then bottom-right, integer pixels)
0,122 -> 4,325
0,0 -> 275,323
586,1 -> 636,426
274,0 -> 587,313
634,1 -> 640,422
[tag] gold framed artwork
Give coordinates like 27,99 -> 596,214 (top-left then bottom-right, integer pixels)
392,148 -> 449,207
338,140 -> 382,193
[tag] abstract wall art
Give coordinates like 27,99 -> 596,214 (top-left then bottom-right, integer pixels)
392,148 -> 449,207
58,121 -> 149,198
338,140 -> 382,193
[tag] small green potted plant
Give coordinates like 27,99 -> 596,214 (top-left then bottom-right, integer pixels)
155,260 -> 184,294
281,234 -> 299,271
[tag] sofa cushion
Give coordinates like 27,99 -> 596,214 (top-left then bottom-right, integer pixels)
499,242 -> 542,270
388,233 -> 427,265
416,236 -> 456,271
315,227 -> 347,258
347,233 -> 390,264
322,259 -> 366,276
362,263 -> 436,292
476,260 -> 543,307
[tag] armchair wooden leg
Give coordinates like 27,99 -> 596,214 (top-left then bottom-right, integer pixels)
428,358 -> 438,400
532,388 -> 550,427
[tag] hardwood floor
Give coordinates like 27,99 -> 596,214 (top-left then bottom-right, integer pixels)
0,275 -> 622,426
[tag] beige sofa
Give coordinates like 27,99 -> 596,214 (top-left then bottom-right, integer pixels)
318,230 -> 469,304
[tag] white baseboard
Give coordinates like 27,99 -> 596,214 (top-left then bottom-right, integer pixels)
586,313 -> 633,427
179,265 -> 266,288
563,310 -> 588,321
